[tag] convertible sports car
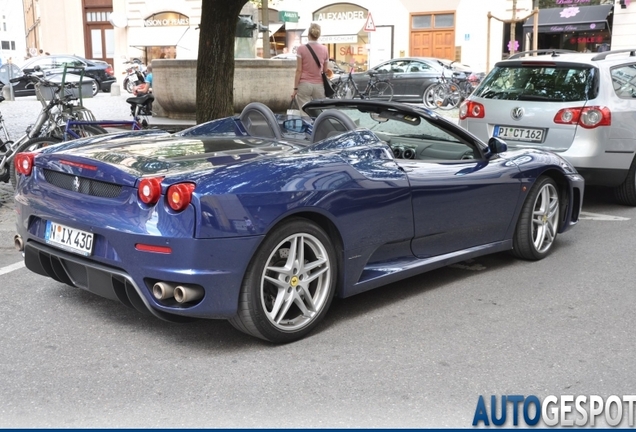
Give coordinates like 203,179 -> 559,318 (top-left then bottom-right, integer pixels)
13,100 -> 584,343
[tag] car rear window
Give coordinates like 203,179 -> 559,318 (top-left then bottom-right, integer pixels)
473,64 -> 596,102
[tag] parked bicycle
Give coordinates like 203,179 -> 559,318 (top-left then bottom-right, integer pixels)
423,66 -> 475,110
1,70 -> 107,187
333,68 -> 394,101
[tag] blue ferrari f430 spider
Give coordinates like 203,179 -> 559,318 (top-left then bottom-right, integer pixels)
13,99 -> 584,342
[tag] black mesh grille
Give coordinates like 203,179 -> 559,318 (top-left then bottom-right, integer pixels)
43,169 -> 122,198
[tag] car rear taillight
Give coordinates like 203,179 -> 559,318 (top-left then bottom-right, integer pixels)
459,100 -> 485,120
15,153 -> 36,176
166,183 -> 195,212
553,106 -> 611,129
105,65 -> 114,76
138,177 -> 163,205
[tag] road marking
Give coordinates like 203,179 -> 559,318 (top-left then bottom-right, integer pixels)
0,261 -> 25,276
579,211 -> 630,221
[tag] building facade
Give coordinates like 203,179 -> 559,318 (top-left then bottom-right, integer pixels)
14,0 -> 636,84
1,0 -> 27,65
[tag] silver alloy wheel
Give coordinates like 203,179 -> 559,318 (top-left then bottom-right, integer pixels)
532,183 -> 559,253
260,233 -> 331,331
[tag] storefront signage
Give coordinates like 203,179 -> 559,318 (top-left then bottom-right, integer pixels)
279,11 -> 299,23
144,12 -> 189,27
570,36 -> 603,43
315,11 -> 366,21
545,22 -> 605,32
555,0 -> 591,4
321,35 -> 358,43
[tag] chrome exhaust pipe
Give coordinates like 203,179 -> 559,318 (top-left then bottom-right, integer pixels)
152,282 -> 177,300
174,285 -> 204,304
14,234 -> 24,252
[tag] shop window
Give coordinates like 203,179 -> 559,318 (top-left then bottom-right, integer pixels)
412,15 -> 432,29
86,11 -> 111,22
434,14 -> 454,28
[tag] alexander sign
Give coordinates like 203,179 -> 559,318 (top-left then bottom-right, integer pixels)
555,0 -> 591,4
314,10 -> 366,21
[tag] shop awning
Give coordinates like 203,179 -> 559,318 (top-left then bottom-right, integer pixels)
302,19 -> 367,43
523,4 -> 613,34
128,26 -> 191,47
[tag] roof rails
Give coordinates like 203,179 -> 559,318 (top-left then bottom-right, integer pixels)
508,49 -> 577,60
591,49 -> 636,61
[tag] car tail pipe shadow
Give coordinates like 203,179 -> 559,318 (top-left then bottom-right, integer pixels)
152,281 -> 204,304
14,234 -> 24,252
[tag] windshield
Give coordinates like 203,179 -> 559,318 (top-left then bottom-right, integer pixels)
474,65 -> 596,102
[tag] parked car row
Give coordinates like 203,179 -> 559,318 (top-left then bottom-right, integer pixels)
330,57 -> 483,103
0,54 -> 116,97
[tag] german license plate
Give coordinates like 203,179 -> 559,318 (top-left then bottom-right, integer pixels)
45,221 -> 94,256
494,125 -> 545,143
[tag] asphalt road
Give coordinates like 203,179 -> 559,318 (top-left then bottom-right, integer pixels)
0,183 -> 634,427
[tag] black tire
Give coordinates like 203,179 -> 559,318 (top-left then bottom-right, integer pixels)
512,176 -> 560,260
124,78 -> 134,94
229,218 -> 338,343
614,156 -> 636,206
368,81 -> 394,101
67,124 -> 108,139
422,84 -> 440,109
10,136 -> 62,189
0,140 -> 14,183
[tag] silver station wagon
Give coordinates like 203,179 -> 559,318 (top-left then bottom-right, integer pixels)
459,49 -> 636,205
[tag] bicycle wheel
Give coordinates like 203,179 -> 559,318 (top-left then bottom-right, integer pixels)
368,81 -> 394,101
336,81 -> 354,99
433,83 -> 461,110
66,124 -> 108,139
10,136 -> 62,189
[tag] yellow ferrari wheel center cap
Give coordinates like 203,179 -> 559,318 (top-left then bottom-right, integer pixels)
290,276 -> 299,287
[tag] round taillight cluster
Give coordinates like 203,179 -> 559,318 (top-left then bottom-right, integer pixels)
459,100 -> 485,120
167,183 -> 195,211
138,177 -> 163,205
14,153 -> 36,176
553,106 -> 611,129
137,177 -> 195,212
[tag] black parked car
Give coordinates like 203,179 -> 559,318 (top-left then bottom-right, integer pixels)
345,57 -> 481,103
1,55 -> 116,97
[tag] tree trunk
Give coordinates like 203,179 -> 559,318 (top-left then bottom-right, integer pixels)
196,0 -> 249,123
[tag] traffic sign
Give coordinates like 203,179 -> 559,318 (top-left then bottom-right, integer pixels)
364,12 -> 376,32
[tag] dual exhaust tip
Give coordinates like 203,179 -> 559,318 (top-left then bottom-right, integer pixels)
14,235 -> 24,252
152,281 -> 204,304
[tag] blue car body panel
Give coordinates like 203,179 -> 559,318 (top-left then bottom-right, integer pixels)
14,100 -> 584,320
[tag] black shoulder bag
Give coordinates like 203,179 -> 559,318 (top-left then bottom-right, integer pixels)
305,44 -> 335,98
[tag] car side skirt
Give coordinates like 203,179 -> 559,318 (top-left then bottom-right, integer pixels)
342,240 -> 513,298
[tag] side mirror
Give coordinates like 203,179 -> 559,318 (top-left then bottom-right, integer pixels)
33,65 -> 42,72
487,137 -> 508,157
